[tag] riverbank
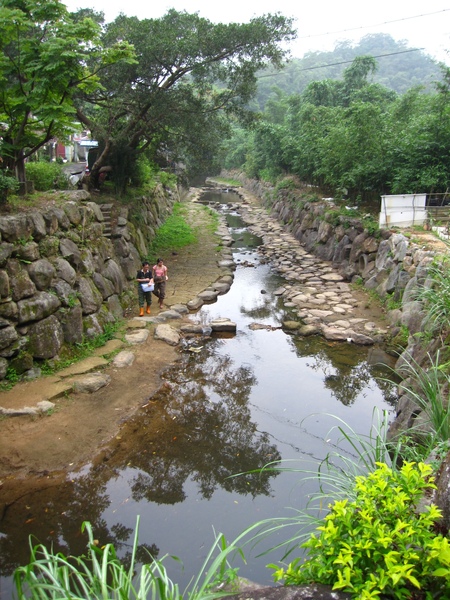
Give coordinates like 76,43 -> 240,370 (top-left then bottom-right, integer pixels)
0,186 -> 392,506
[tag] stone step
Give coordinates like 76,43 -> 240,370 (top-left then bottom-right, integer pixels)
99,204 -> 114,238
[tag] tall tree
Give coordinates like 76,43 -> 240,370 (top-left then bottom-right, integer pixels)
0,0 -> 134,189
74,10 -> 296,192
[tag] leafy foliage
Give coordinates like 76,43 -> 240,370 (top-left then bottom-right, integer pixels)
14,517 -> 245,600
24,161 -> 68,191
75,10 -> 296,191
255,33 -> 441,108
415,257 -> 450,334
222,53 -> 450,205
0,0 -> 134,189
271,462 -> 450,599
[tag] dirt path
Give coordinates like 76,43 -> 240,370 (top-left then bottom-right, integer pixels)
0,196 -> 231,506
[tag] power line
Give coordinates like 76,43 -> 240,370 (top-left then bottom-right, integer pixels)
296,48 -> 425,72
298,8 -> 450,40
257,48 -> 426,78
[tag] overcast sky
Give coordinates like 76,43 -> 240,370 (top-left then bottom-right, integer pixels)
63,0 -> 450,64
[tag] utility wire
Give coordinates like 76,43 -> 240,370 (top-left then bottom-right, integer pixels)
295,48 -> 425,72
257,48 -> 426,78
298,8 -> 450,40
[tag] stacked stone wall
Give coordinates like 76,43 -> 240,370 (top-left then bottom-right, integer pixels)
0,187 -> 175,379
225,171 -> 449,440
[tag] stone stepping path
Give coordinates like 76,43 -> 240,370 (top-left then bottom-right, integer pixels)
236,200 -> 387,345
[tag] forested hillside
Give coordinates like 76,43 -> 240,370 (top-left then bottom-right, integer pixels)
221,50 -> 450,207
255,33 -> 442,109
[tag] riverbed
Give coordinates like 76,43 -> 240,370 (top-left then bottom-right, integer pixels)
0,191 -> 396,598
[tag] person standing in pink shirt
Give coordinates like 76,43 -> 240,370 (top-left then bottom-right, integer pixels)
152,258 -> 168,309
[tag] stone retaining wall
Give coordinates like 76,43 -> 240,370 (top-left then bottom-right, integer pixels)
223,172 -> 448,439
0,186 -> 176,379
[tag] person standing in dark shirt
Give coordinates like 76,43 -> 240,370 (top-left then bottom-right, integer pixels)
136,261 -> 154,316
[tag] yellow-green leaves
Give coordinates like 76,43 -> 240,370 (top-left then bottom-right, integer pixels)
270,462 -> 449,599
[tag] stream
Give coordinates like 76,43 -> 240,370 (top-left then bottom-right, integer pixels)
0,191 -> 397,598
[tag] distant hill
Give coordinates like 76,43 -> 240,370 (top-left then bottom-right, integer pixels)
255,33 -> 443,108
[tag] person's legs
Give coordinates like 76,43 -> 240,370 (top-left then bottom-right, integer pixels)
145,291 -> 152,313
138,285 -> 145,316
158,281 -> 166,308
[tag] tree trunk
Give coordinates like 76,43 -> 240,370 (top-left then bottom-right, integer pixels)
15,153 -> 27,196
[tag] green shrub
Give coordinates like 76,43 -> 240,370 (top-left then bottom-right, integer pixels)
271,462 -> 450,599
0,170 -> 19,203
25,161 -> 68,191
158,170 -> 177,188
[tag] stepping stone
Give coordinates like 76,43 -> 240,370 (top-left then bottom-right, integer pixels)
112,351 -> 135,368
154,324 -> 180,346
125,330 -> 149,344
209,318 -> 236,333
58,356 -> 108,377
73,373 -> 111,393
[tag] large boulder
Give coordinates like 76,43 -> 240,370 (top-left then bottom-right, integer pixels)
76,277 -> 103,315
58,305 -> 83,344
53,257 -> 77,286
0,214 -> 33,242
59,238 -> 82,269
103,259 -> 126,294
27,258 -> 56,291
27,314 -> 64,359
17,291 -> 61,324
6,259 -> 36,301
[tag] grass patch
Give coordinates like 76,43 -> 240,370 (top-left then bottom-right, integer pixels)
14,517 -> 246,600
147,203 -> 197,258
208,176 -> 241,187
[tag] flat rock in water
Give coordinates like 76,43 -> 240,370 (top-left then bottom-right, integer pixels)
187,297 -> 204,310
212,282 -> 231,294
322,326 -> 374,345
198,289 -> 219,302
112,351 -> 135,368
73,373 -> 111,394
273,287 -> 286,296
180,323 -> 205,334
154,323 -> 180,346
298,324 -> 320,336
210,318 -> 237,332
282,321 -> 302,330
125,329 -> 150,344
217,259 -> 235,269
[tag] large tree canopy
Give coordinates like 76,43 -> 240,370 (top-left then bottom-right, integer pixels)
74,9 -> 296,191
0,0 -> 134,185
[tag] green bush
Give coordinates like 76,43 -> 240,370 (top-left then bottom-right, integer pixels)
25,161 -> 68,191
271,462 -> 450,599
0,170 -> 19,203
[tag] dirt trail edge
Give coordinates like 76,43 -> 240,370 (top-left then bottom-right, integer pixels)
0,195 -> 230,504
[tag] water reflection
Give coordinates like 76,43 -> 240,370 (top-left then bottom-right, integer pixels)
286,336 -> 398,408
108,340 -> 281,503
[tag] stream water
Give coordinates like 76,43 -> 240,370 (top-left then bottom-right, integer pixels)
0,191 -> 397,598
